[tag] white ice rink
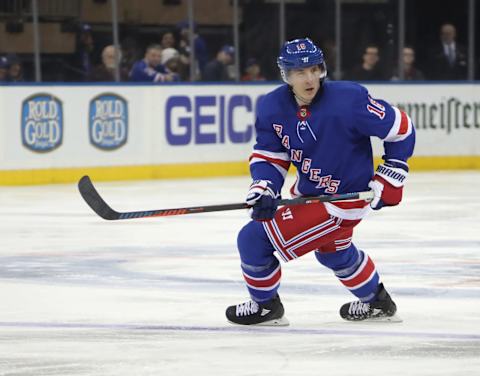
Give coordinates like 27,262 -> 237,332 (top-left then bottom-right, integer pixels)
1,171 -> 479,376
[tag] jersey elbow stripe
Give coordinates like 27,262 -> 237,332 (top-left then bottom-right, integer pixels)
249,158 -> 289,178
384,106 -> 413,142
250,150 -> 290,161
249,153 -> 290,176
250,151 -> 290,166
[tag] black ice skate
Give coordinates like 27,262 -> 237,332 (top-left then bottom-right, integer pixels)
226,294 -> 289,326
340,283 -> 402,322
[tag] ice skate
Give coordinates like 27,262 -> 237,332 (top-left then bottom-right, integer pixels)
340,283 -> 402,322
226,294 -> 289,326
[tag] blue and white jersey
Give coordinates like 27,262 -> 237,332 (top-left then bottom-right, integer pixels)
250,80 -> 415,220
129,59 -> 169,82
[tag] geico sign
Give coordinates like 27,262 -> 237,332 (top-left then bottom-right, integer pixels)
165,95 -> 262,145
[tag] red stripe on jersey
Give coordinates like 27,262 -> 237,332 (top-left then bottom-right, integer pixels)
243,268 -> 281,288
340,256 -> 375,288
250,153 -> 291,170
398,111 -> 409,135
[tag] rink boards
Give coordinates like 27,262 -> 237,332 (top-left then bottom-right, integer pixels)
0,82 -> 479,185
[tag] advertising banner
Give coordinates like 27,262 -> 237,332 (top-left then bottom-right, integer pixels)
0,83 -> 479,184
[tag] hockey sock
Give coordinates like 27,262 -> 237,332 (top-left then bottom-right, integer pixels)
241,259 -> 281,302
315,245 -> 380,302
236,220 -> 281,302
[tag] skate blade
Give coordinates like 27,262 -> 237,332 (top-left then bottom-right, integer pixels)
227,316 -> 290,327
358,314 -> 403,323
255,316 -> 290,327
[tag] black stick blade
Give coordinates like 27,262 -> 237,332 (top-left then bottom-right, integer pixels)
78,176 -> 120,220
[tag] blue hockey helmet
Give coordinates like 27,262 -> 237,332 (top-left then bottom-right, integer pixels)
277,38 -> 327,83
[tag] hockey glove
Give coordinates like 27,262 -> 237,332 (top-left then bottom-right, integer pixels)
368,160 -> 409,210
246,180 -> 279,221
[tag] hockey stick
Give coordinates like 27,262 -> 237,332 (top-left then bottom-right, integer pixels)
78,175 -> 374,221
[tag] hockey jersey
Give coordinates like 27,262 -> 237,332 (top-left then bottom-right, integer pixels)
129,60 -> 179,82
250,80 -> 415,220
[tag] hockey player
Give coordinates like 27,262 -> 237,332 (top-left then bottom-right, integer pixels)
226,38 -> 415,325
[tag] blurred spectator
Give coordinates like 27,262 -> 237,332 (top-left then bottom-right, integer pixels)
427,23 -> 467,80
0,56 -> 8,82
391,47 -> 425,81
203,45 -> 235,82
241,58 -> 266,81
322,39 -> 338,79
161,48 -> 183,79
346,44 -> 386,81
67,23 -> 96,81
177,20 -> 208,80
129,44 -> 178,82
6,54 -> 24,82
160,31 -> 176,49
89,45 -> 128,82
120,36 -> 142,75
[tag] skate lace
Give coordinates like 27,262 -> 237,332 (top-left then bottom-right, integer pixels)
349,300 -> 371,315
236,300 -> 259,317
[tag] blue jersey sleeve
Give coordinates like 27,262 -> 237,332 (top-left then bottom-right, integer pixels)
249,110 -> 291,195
353,85 -> 415,162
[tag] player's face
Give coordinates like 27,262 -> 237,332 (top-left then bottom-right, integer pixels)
288,65 -> 322,104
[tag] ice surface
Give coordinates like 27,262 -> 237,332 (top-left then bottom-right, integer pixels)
0,172 -> 479,376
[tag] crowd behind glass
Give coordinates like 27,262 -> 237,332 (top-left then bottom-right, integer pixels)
0,19 -> 476,83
